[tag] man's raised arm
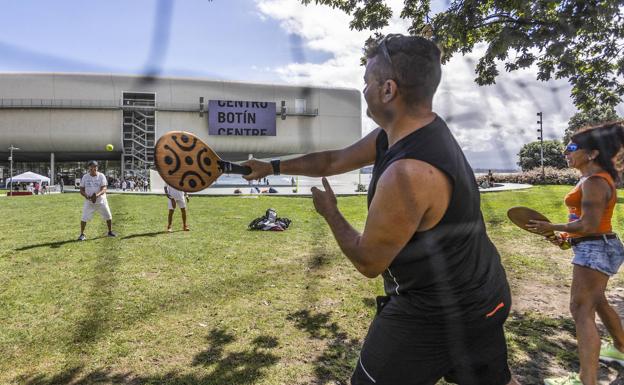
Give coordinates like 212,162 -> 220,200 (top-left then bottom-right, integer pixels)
242,127 -> 380,180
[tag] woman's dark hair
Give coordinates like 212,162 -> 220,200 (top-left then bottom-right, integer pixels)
571,121 -> 624,180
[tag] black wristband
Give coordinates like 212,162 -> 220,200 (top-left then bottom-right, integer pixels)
271,159 -> 281,175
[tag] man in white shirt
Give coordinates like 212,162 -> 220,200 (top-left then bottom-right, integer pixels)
78,160 -> 115,240
164,184 -> 189,232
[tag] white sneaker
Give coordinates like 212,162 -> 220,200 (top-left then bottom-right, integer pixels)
599,341 -> 624,365
544,373 -> 582,385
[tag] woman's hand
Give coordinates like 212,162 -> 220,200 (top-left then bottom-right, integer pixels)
526,220 -> 554,235
545,232 -> 566,246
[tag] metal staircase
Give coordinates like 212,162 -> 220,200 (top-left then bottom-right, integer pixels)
121,93 -> 155,178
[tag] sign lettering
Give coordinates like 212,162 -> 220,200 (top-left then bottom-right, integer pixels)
209,100 -> 276,136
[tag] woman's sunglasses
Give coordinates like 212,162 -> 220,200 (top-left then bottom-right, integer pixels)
565,143 -> 580,152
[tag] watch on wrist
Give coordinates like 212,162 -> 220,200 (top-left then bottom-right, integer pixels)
271,159 -> 281,175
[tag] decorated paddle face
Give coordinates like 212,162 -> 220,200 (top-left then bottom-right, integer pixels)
154,131 -> 251,193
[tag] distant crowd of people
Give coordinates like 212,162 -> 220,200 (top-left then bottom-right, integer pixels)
107,176 -> 150,192
9,181 -> 50,194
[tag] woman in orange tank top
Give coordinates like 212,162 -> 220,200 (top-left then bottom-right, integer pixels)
528,121 -> 624,385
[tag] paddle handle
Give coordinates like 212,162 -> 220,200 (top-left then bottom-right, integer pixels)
218,161 -> 252,175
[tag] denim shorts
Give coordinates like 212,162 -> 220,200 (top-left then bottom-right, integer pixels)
572,236 -> 624,276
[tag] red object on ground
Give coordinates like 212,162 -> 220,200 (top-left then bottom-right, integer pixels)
6,191 -> 33,196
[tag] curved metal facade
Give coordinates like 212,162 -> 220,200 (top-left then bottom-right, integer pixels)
0,73 -> 362,162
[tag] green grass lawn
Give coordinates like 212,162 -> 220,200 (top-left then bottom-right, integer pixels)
1,187 -> 624,384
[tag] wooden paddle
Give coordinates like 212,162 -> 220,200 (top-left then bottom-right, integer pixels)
507,206 -> 571,249
154,131 -> 251,193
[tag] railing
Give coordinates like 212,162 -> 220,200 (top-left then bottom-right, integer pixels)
0,98 -> 320,116
0,98 -> 118,109
281,107 -> 319,116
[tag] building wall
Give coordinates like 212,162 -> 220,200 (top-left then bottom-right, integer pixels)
0,73 -> 361,160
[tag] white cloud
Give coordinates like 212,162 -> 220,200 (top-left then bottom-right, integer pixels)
254,0 -> 409,140
254,0 -> 619,170
435,45 -> 578,168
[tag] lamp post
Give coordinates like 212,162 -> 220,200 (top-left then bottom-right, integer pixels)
537,112 -> 544,180
8,145 -> 19,196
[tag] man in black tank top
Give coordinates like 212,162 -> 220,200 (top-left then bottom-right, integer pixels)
242,34 -> 519,385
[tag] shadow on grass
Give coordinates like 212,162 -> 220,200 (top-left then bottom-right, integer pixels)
606,371 -> 624,385
506,311 -> 578,384
13,230 -> 183,251
362,297 -> 376,309
14,236 -> 107,251
287,309 -> 360,384
71,251 -> 121,351
120,231 -> 168,240
191,329 -> 280,383
301,216 -> 334,308
67,264 -> 295,357
19,328 -> 280,385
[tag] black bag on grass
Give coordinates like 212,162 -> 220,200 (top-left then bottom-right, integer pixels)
248,208 -> 291,231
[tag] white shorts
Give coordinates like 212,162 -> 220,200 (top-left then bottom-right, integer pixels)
168,198 -> 187,210
81,199 -> 112,222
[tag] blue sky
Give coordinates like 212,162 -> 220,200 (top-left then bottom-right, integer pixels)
1,0 -> 620,169
0,0 -> 332,81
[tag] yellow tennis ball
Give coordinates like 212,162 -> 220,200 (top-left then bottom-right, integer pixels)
106,144 -> 114,151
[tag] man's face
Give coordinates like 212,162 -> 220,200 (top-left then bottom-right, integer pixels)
362,56 -> 384,124
89,165 -> 97,175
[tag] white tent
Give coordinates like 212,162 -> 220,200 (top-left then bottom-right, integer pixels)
6,171 -> 50,185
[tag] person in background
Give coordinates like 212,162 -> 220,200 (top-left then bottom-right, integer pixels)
528,122 -> 624,385
78,160 -> 116,240
164,184 -> 189,232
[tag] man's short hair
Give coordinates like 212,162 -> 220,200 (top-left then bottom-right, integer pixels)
365,34 -> 442,107
87,160 -> 98,167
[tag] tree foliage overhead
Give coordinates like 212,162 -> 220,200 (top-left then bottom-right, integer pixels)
563,104 -> 623,143
301,0 -> 624,110
517,140 -> 567,171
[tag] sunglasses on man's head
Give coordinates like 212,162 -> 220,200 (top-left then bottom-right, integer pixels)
377,34 -> 404,69
378,36 -> 394,68
565,143 -> 580,152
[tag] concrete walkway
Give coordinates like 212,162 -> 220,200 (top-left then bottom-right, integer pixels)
61,182 -> 533,197
479,183 -> 533,193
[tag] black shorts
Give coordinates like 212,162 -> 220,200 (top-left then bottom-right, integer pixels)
351,296 -> 512,385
